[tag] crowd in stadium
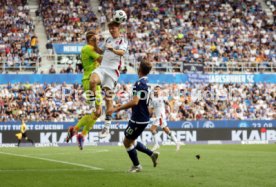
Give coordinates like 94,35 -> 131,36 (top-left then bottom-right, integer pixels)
0,82 -> 275,122
40,0 -> 98,43
0,0 -> 40,72
0,0 -> 275,73
0,0 -> 275,122
100,0 -> 275,72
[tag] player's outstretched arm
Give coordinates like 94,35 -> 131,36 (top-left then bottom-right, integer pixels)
113,96 -> 139,112
106,44 -> 125,56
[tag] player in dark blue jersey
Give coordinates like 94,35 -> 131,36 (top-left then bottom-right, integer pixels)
112,61 -> 159,173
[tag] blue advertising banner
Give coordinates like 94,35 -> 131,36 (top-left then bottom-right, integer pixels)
0,74 -> 275,84
187,74 -> 276,83
53,43 -> 85,54
0,120 -> 275,131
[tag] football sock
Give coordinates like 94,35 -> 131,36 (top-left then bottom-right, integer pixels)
152,131 -> 159,146
168,132 -> 178,143
27,138 -> 34,144
17,140 -> 21,146
89,96 -> 96,107
135,141 -> 153,157
104,115 -> 112,129
126,145 -> 139,166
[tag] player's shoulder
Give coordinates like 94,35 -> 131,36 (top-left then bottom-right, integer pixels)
82,45 -> 94,51
135,78 -> 148,89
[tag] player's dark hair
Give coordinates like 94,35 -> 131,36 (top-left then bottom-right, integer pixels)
86,31 -> 96,42
108,21 -> 120,28
139,61 -> 152,76
154,85 -> 161,90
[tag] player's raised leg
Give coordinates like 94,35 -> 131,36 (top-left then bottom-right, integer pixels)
89,73 -> 102,108
99,87 -> 114,138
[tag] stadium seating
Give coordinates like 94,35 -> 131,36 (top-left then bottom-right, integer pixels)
99,0 -> 275,73
0,82 -> 275,122
40,0 -> 98,43
0,0 -> 39,73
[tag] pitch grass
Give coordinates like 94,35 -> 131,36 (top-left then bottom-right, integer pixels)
0,144 -> 276,187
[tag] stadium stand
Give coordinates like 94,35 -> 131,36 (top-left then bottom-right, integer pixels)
0,1 -> 275,123
1,0 -> 274,74
0,0 -> 40,73
40,0 -> 98,43
265,0 -> 276,20
0,82 -> 275,122
99,0 -> 276,73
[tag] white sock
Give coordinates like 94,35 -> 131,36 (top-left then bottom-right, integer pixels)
104,120 -> 111,129
168,132 -> 178,144
152,132 -> 159,146
104,115 -> 112,129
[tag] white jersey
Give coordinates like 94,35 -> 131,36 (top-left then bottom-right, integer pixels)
151,96 -> 167,119
101,36 -> 128,71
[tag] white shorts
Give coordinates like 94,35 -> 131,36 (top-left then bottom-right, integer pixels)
93,67 -> 119,90
152,117 -> 167,128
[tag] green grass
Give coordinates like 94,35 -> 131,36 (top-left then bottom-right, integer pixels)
0,144 -> 276,187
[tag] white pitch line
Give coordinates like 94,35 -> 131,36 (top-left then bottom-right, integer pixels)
0,151 -> 103,170
0,168 -> 91,172
25,149 -> 109,156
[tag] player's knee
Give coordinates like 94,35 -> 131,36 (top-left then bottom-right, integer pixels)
150,126 -> 157,133
94,110 -> 101,118
106,108 -> 113,115
73,126 -> 79,132
123,138 -> 131,148
163,127 -> 170,134
82,131 -> 88,136
90,78 -> 97,87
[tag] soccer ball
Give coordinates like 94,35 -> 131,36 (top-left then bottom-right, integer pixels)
113,10 -> 127,23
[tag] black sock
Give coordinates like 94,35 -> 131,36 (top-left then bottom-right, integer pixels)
126,146 -> 139,166
17,140 -> 21,146
135,141 -> 153,157
27,138 -> 34,144
105,115 -> 112,121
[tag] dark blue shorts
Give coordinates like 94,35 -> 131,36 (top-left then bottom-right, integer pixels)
124,120 -> 148,140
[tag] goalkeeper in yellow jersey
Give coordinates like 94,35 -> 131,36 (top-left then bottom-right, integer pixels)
16,119 -> 34,147
65,31 -> 103,150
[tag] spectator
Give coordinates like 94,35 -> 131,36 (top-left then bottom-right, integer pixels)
46,40 -> 53,59
49,65 -> 56,74
66,64 -> 74,73
0,0 -> 39,72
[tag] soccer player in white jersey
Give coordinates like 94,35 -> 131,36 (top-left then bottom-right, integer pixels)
90,21 -> 128,137
150,86 -> 181,151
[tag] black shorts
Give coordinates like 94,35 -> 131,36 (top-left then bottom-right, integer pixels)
22,132 -> 27,138
124,120 -> 148,140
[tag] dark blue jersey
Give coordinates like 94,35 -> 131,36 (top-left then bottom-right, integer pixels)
131,76 -> 150,123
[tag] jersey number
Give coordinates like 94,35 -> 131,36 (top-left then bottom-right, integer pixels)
125,127 -> 134,135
